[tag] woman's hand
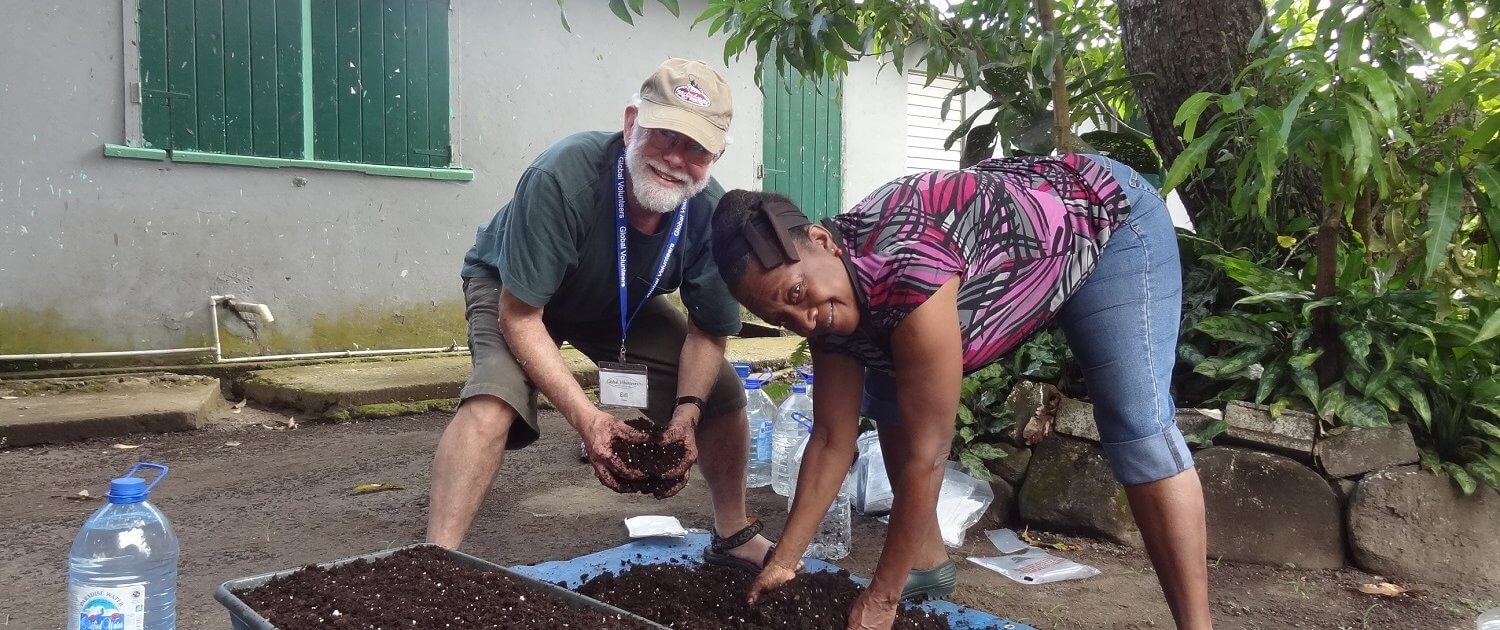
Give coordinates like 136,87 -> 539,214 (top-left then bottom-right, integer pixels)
845,590 -> 901,630
746,562 -> 798,605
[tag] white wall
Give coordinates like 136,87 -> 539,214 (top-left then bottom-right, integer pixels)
0,0 -> 907,356
841,59 -> 909,210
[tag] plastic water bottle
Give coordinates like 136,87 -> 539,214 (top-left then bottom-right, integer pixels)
786,435 -> 852,560
1479,607 -> 1500,630
68,463 -> 179,630
744,373 -> 776,488
772,381 -> 814,495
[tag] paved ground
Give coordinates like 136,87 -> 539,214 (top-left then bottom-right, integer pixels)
3,406 -> 1488,629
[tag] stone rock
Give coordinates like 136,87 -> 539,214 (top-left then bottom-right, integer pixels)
1006,380 -> 1056,444
1316,424 -> 1420,478
1221,401 -> 1318,462
1018,436 -> 1141,547
1197,447 -> 1345,569
1335,477 -> 1358,501
982,476 -> 1018,528
983,442 -> 1032,487
1053,396 -> 1101,442
1175,408 -> 1221,436
1348,467 -> 1500,587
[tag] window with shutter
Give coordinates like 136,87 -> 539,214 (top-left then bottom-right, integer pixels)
118,0 -> 468,180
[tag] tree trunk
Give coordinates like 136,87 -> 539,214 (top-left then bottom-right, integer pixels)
1118,0 -> 1266,219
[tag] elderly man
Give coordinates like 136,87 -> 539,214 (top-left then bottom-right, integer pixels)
430,58 -> 775,570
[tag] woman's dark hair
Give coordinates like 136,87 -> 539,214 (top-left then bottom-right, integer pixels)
711,190 -> 812,291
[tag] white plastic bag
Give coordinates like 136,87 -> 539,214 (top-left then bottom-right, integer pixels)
968,549 -> 1100,585
623,515 -> 687,539
936,462 -> 994,547
851,431 -> 893,514
984,528 -> 1030,554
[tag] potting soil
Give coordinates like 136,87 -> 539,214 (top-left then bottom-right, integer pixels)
578,562 -> 951,629
235,546 -> 654,629
513,533 -> 1033,630
613,417 -> 687,498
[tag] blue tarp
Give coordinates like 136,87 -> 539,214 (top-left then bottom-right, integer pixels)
511,532 -> 1035,630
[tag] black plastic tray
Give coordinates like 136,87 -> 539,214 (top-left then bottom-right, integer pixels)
213,543 -> 668,629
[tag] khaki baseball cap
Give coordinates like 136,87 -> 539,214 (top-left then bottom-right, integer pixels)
636,58 -> 733,155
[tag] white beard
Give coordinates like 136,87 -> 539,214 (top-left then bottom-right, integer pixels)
625,126 -> 710,214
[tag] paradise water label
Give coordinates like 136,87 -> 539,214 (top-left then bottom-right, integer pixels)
69,583 -> 145,630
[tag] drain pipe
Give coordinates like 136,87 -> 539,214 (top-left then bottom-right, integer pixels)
0,295 -> 467,365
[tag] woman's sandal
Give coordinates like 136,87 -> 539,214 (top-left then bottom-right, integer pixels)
703,518 -> 777,573
901,559 -> 958,600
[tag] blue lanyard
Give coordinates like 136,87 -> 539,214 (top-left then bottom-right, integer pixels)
616,148 -> 688,362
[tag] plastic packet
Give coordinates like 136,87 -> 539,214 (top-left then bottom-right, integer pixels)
936,462 -> 994,547
968,549 -> 1100,585
851,431 -> 894,514
984,528 -> 1030,554
871,462 -> 995,547
624,515 -> 688,538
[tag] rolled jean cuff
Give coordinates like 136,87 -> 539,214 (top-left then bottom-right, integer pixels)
1100,424 -> 1194,486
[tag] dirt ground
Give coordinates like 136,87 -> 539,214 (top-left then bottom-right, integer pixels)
3,406 -> 1491,629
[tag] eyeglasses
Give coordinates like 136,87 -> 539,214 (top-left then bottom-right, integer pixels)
643,128 -> 719,166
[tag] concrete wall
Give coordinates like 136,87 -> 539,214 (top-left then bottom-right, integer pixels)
0,0 -> 907,358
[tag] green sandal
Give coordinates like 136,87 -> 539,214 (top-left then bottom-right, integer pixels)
901,559 -> 958,600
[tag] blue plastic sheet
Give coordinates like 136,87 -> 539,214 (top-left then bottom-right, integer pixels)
511,532 -> 1034,630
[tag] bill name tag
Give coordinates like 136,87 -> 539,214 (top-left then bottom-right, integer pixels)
599,361 -> 650,409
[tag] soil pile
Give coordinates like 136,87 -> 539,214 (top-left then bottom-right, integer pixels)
578,562 -> 951,629
237,546 -> 654,629
613,417 -> 688,498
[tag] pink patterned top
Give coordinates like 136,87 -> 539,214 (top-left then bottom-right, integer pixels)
812,155 -> 1132,374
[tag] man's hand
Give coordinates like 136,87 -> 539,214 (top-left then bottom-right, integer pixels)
655,406 -> 701,497
845,589 -> 900,630
578,408 -> 648,492
746,561 -> 798,605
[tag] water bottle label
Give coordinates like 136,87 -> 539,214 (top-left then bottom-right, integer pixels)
755,421 -> 773,460
69,583 -> 145,630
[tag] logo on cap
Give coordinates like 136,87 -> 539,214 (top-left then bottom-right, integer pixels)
674,84 -> 711,108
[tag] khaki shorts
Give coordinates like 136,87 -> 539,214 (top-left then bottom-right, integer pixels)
459,275 -> 747,450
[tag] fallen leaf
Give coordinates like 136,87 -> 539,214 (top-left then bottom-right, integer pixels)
352,483 -> 405,495
1018,526 -> 1081,551
60,489 -> 100,502
223,441 -> 242,448
1358,582 -> 1415,597
261,417 -> 300,431
231,399 -> 247,413
286,417 -> 298,429
111,443 -> 143,450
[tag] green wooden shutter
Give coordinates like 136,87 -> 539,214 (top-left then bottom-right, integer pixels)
761,64 -> 843,220
311,0 -> 451,167
138,0 -> 303,157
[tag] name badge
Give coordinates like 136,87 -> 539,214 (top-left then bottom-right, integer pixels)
599,361 -> 650,409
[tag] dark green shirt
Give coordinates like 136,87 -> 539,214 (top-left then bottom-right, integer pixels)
462,131 -> 741,337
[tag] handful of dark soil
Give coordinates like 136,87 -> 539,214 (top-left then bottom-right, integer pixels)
236,546 -> 654,629
611,417 -> 688,498
577,562 -> 952,630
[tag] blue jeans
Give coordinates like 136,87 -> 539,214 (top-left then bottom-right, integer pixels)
861,155 -> 1193,486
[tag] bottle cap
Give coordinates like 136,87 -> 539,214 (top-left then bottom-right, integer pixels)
105,462 -> 168,504
107,477 -> 148,504
792,382 -> 808,394
732,361 -> 751,379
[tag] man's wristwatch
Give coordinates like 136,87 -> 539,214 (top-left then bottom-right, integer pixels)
675,395 -> 707,415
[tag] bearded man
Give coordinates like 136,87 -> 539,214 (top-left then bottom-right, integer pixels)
431,59 -> 776,571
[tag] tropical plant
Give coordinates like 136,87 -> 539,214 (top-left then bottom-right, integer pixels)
954,364 -> 1015,479
1180,243 -> 1500,492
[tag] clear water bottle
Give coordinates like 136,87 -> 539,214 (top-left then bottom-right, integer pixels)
772,381 -> 814,496
1479,607 -> 1500,630
68,463 -> 179,630
786,435 -> 852,561
742,369 -> 775,488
